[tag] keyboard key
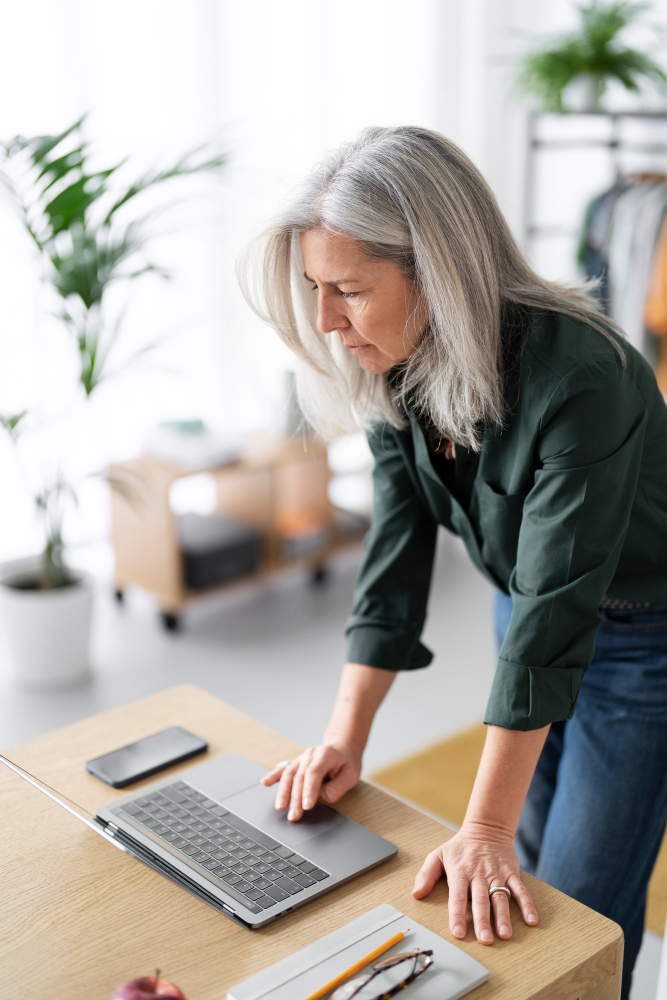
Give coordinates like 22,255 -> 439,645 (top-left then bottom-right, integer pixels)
202,859 -> 222,871
250,845 -> 268,856
172,808 -> 189,818
190,852 -> 210,863
162,831 -> 180,843
271,860 -> 289,871
123,803 -> 142,815
154,795 -> 170,805
143,818 -> 159,829
310,869 -> 329,881
171,822 -> 189,834
189,821 -> 208,832
253,877 -> 272,890
163,790 -> 188,804
136,797 -> 152,807
211,834 -> 231,846
230,849 -> 251,860
190,791 -> 206,803
245,856 -> 263,867
211,849 -> 231,861
230,864 -> 251,875
210,805 -> 229,817
199,841 -> 218,852
144,803 -> 159,813
292,872 -> 317,888
190,835 -> 208,847
253,863 -> 272,875
262,852 -> 279,864
199,827 -> 218,838
281,867 -> 301,879
152,810 -> 169,820
264,884 -> 290,902
274,846 -> 295,860
188,806 -> 207,817
174,781 -> 188,790
287,853 -> 305,865
220,826 -> 237,837
224,813 -> 279,849
228,832 -> 246,844
212,865 -> 230,877
244,888 -> 263,900
299,862 -> 317,874
275,876 -> 302,895
172,838 -> 190,849
153,825 -> 170,836
254,895 -> 275,909
239,839 -> 257,850
201,798 -> 217,808
223,873 -> 242,886
235,880 -> 253,892
208,819 -> 227,830
244,869 -> 263,882
182,845 -> 200,856
134,811 -> 150,823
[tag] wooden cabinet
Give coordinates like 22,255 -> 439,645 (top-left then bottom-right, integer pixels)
110,436 -> 365,629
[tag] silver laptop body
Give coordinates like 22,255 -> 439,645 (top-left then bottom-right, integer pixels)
1,752 -> 397,928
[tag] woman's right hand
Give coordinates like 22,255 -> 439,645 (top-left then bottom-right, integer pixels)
261,742 -> 362,821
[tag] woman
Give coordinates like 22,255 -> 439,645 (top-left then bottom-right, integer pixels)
238,126 -> 667,998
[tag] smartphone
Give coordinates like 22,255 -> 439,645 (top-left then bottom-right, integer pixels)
85,726 -> 208,788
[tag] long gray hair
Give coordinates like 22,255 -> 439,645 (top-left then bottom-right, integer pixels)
237,125 -> 623,450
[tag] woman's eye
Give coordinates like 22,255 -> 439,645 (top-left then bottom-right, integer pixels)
340,290 -> 358,299
310,284 -> 318,291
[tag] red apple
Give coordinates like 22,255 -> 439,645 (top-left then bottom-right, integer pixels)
109,970 -> 187,1000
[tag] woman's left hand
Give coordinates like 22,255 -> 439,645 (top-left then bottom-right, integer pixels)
411,821 -> 538,944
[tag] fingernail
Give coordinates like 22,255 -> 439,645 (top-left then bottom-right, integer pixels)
499,925 -> 510,936
303,797 -> 313,809
453,924 -> 465,937
481,930 -> 493,943
412,880 -> 423,893
322,787 -> 331,800
527,914 -> 537,924
288,809 -> 298,821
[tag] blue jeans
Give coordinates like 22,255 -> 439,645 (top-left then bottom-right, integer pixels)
494,592 -> 667,1000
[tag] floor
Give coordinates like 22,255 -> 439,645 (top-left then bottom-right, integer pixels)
0,531 -> 661,997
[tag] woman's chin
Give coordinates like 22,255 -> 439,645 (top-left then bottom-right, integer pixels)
356,353 -> 393,375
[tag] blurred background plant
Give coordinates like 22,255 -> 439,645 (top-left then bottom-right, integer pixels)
0,117 -> 226,588
516,1 -> 667,112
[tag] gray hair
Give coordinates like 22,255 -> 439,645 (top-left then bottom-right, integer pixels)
237,125 -> 624,449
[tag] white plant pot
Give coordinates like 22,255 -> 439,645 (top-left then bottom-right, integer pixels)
0,563 -> 93,687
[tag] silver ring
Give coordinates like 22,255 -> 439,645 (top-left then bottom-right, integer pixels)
489,885 -> 512,899
275,760 -> 291,769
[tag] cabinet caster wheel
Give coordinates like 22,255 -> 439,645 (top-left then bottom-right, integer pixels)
113,588 -> 125,604
310,566 -> 328,586
161,612 -> 181,632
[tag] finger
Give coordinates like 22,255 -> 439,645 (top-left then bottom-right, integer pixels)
412,848 -> 444,899
288,751 -> 313,820
471,877 -> 494,944
506,873 -> 538,927
445,874 -> 470,939
274,760 -> 300,810
261,761 -> 290,786
302,751 -> 334,809
320,763 -> 356,803
490,887 -> 512,939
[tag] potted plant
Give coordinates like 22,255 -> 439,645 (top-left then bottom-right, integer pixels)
0,117 -> 225,686
516,1 -> 667,113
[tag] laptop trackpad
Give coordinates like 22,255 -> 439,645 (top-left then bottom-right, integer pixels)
223,784 -> 346,846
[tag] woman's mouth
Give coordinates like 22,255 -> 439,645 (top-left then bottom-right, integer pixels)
345,344 -> 369,355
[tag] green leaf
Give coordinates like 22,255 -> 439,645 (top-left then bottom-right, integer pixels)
0,411 -> 27,440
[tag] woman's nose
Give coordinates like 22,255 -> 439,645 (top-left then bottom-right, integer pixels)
317,294 -> 350,334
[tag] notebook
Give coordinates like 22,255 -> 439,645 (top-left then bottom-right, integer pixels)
227,904 -> 489,1000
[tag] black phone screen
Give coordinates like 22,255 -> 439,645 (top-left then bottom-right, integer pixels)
85,726 -> 208,787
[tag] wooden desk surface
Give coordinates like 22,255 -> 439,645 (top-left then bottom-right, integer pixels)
0,686 -> 622,1000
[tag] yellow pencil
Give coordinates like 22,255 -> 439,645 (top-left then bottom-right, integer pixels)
301,930 -> 405,1000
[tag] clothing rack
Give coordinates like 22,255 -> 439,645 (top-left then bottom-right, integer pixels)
523,110 -> 667,252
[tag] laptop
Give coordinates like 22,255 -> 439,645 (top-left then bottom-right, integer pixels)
0,751 -> 397,928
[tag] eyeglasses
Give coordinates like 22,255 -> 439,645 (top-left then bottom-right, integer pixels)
328,949 -> 434,1000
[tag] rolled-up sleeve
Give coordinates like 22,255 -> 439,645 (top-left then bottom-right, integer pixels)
485,358 -> 648,730
345,424 -> 438,670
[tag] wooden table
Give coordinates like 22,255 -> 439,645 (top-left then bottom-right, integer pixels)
0,686 -> 623,1000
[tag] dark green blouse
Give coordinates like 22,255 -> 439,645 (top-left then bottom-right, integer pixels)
345,308 -> 667,731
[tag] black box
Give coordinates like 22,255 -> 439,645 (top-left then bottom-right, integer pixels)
178,513 -> 263,590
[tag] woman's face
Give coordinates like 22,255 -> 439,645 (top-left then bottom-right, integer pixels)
300,227 -> 428,375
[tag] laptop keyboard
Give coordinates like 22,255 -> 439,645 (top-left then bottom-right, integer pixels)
111,780 -> 330,915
